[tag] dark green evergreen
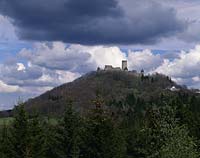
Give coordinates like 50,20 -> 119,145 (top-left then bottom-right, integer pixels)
81,100 -> 126,158
57,101 -> 82,158
28,113 -> 45,158
10,104 -> 29,158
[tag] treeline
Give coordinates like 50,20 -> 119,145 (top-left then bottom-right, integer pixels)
1,94 -> 200,158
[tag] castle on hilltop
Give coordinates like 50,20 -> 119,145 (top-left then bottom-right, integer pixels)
97,60 -> 139,74
104,60 -> 128,71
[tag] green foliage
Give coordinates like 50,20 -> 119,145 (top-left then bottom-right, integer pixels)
160,125 -> 199,158
10,104 -> 29,158
43,124 -> 60,158
132,106 -> 199,158
57,101 -> 82,158
81,107 -> 126,158
28,113 -> 46,158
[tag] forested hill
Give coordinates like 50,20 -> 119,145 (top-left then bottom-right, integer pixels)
21,70 -> 198,116
0,70 -> 199,117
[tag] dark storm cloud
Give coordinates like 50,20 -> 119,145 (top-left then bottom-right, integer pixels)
0,0 -> 186,45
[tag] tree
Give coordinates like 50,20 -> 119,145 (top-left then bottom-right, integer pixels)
134,105 -> 199,158
57,101 -> 82,158
81,97 -> 126,158
160,125 -> 199,158
43,123 -> 60,158
9,104 -> 29,158
28,113 -> 45,158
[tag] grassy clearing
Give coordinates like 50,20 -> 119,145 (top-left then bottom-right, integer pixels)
0,117 -> 14,126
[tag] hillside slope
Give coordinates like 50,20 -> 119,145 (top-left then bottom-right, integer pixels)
22,70 -> 192,115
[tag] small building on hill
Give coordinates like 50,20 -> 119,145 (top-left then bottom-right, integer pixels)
104,60 -> 128,71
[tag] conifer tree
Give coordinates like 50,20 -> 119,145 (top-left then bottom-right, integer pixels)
28,113 -> 45,158
9,104 -> 29,158
81,96 -> 126,158
43,122 -> 60,158
57,100 -> 82,158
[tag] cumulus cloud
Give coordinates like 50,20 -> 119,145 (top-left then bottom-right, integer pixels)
19,42 -> 94,73
0,80 -> 19,93
154,45 -> 200,87
127,49 -> 163,72
19,42 -> 127,72
0,62 -> 43,85
0,0 -> 185,44
70,45 -> 126,68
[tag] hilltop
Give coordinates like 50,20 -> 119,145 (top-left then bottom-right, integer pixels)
22,70 -> 194,115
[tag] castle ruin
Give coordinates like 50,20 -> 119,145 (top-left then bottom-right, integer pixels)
104,60 -> 128,71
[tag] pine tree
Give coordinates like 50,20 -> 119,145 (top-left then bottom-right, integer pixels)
57,101 -> 82,158
81,97 -> 126,158
28,113 -> 45,158
9,104 -> 29,158
43,123 -> 60,158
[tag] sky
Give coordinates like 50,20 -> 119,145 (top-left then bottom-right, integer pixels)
1,0 -> 200,110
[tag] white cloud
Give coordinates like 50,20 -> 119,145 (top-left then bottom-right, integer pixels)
70,45 -> 126,68
19,42 -> 127,71
0,63 -> 43,84
127,49 -> 163,72
19,42 -> 94,73
17,63 -> 26,71
154,44 -> 200,87
0,80 -> 19,93
155,45 -> 200,77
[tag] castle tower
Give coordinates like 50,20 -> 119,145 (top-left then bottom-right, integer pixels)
122,60 -> 128,71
